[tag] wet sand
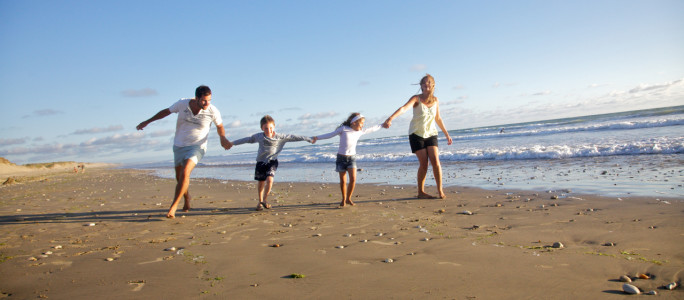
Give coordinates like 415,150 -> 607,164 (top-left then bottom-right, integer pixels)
0,166 -> 682,299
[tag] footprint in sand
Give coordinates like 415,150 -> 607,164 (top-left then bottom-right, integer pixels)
128,281 -> 145,292
371,241 -> 396,246
348,260 -> 370,265
437,262 -> 462,267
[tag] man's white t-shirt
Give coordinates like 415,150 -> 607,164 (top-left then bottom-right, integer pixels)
168,99 -> 223,148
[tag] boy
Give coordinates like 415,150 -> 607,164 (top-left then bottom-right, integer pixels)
230,115 -> 315,210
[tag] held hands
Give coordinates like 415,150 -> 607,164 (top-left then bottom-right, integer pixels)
382,119 -> 392,128
221,138 -> 233,150
136,122 -> 148,131
311,137 -> 318,144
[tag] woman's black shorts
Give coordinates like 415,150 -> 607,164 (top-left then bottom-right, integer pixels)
408,134 -> 438,153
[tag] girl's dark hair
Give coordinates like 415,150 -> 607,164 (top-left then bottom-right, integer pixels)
260,115 -> 275,127
195,85 -> 212,99
341,112 -> 361,127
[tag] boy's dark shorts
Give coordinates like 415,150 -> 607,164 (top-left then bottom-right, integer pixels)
254,160 -> 279,181
409,134 -> 439,153
335,154 -> 357,172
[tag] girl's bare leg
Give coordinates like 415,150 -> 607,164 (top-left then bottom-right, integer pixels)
338,171 -> 347,206
414,149 -> 435,199
427,146 -> 446,199
346,168 -> 357,205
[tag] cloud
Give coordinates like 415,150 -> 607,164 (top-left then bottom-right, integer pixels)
0,138 -> 26,146
629,79 -> 683,94
121,88 -> 158,97
227,120 -> 242,128
72,125 -> 124,135
81,132 -> 145,146
532,91 -> 551,96
452,85 -> 465,90
298,111 -> 339,120
22,109 -> 63,118
410,64 -> 427,72
150,129 -> 175,138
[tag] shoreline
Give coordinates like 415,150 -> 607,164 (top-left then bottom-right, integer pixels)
0,167 -> 682,299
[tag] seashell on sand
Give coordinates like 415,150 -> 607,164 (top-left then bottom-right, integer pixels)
646,290 -> 657,295
638,273 -> 650,279
665,282 -> 677,290
384,258 -> 394,263
105,258 -> 114,261
619,275 -> 632,282
461,210 -> 473,215
336,245 -> 345,249
552,242 -> 564,249
622,283 -> 641,295
164,247 -> 176,251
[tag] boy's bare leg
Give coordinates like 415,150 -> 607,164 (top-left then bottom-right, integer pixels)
346,168 -> 357,206
414,149 -> 435,199
257,180 -> 266,210
168,160 -> 196,218
427,146 -> 446,199
338,172 -> 347,207
262,176 -> 273,208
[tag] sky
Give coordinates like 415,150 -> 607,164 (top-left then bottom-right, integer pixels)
1,0 -> 683,165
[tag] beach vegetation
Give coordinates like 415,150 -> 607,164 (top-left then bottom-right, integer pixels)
0,253 -> 13,263
290,273 -> 306,278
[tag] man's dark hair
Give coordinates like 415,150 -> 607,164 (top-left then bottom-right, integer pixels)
195,85 -> 212,99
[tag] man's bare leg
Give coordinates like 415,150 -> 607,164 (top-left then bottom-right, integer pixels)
168,160 -> 196,218
175,165 -> 192,211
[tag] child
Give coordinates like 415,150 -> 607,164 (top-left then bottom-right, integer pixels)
230,115 -> 315,211
315,113 -> 384,207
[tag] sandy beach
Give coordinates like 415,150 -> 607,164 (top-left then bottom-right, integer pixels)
0,164 -> 682,299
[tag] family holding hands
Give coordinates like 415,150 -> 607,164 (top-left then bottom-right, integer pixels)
137,75 -> 452,218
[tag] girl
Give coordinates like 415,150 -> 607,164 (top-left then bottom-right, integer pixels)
383,74 -> 453,199
315,113 -> 384,207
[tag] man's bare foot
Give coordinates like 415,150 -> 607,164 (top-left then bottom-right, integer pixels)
417,192 -> 436,199
339,200 -> 346,207
182,205 -> 191,212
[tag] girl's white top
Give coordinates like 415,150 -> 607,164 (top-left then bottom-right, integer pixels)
316,124 -> 383,156
409,101 -> 438,138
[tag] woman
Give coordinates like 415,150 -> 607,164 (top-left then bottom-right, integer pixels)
383,74 -> 452,199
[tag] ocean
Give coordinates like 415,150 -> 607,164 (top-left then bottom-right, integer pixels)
130,105 -> 684,199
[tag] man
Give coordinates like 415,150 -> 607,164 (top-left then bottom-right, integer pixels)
137,85 -> 231,218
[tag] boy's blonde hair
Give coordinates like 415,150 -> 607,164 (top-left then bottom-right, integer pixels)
260,115 -> 275,128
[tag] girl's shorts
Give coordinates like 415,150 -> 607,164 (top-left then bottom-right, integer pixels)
255,160 -> 279,181
408,134 -> 438,153
335,154 -> 357,172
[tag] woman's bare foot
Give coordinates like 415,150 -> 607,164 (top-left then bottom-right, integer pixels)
183,195 -> 192,211
255,203 -> 264,211
339,200 -> 346,207
262,202 -> 272,209
417,192 -> 436,199
166,213 -> 175,218
347,200 -> 356,206
438,192 -> 447,199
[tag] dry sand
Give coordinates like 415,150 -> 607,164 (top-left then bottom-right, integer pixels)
0,165 -> 682,299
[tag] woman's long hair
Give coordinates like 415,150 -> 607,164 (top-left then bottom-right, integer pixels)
419,74 -> 436,105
